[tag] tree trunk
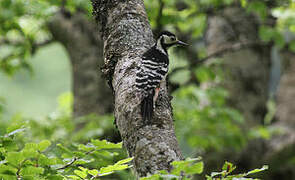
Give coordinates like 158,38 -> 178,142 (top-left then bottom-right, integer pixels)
48,12 -> 113,118
92,0 -> 182,177
204,6 -> 295,179
203,5 -> 271,175
205,6 -> 270,127
262,50 -> 295,179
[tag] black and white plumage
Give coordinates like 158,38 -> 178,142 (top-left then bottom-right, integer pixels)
135,31 -> 187,124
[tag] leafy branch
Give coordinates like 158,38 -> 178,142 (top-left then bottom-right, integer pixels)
56,149 -> 95,170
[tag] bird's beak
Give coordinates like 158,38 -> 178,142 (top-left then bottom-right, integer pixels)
176,40 -> 188,46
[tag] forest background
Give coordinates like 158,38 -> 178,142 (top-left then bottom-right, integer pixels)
0,0 -> 295,179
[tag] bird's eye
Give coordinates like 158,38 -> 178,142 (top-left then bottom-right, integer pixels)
171,37 -> 176,41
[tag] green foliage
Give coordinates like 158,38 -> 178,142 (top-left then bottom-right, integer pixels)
173,64 -> 246,152
141,159 -> 267,180
0,93 -> 133,180
259,26 -> 285,48
144,0 -> 288,159
4,0 -> 293,179
0,0 -> 92,75
144,0 -> 207,38
141,157 -> 203,180
0,0 -> 51,74
207,161 -> 268,180
247,1 -> 268,20
171,157 -> 204,176
0,122 -> 132,179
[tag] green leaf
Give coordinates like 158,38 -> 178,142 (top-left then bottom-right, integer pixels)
74,158 -> 93,165
115,157 -> 133,165
186,161 -> 204,174
171,157 -> 203,176
67,175 -> 81,180
247,1 -> 267,20
78,143 -> 95,152
246,165 -> 268,175
6,152 -> 25,166
38,140 -> 51,151
240,0 -> 247,7
194,66 -> 215,83
38,154 -> 50,166
6,121 -> 25,134
58,92 -> 73,115
259,26 -> 274,42
4,128 -> 26,137
73,151 -> 86,158
222,161 -> 236,174
88,169 -> 98,177
0,164 -> 17,175
21,148 -> 38,159
20,166 -> 44,176
44,175 -> 64,180
99,164 -> 129,175
99,159 -> 131,177
91,139 -> 122,150
74,169 -> 87,179
210,171 -> 224,178
57,144 -> 73,156
259,26 -> 284,48
24,143 -> 38,151
78,166 -> 88,172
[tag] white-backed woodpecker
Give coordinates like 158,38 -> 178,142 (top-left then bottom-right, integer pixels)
135,31 -> 187,124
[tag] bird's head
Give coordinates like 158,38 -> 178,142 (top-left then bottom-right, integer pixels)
156,31 -> 187,53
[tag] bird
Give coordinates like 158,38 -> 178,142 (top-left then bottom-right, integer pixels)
135,31 -> 187,124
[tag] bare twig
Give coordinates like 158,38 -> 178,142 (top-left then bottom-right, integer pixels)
56,157 -> 78,170
31,39 -> 54,54
154,0 -> 165,35
0,38 -> 21,46
33,39 -> 54,47
56,149 -> 95,170
0,38 -> 54,55
170,41 -> 262,75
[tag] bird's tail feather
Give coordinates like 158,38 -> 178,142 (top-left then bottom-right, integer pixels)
141,92 -> 154,124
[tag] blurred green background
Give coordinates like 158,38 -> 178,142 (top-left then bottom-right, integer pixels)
1,0 -> 295,179
0,43 -> 71,119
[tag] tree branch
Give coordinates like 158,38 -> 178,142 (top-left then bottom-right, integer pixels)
170,41 -> 262,75
154,0 -> 164,35
31,39 -> 54,54
92,0 -> 183,177
56,150 -> 95,170
48,11 -> 113,118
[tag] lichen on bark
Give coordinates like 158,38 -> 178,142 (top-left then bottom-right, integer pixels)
92,0 -> 182,177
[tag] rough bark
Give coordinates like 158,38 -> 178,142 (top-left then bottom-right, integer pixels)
92,0 -> 182,177
48,12 -> 113,117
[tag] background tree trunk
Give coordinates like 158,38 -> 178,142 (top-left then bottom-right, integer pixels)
205,6 -> 270,127
204,6 -> 295,179
262,50 -> 295,179
92,0 -> 182,177
48,12 -> 113,118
